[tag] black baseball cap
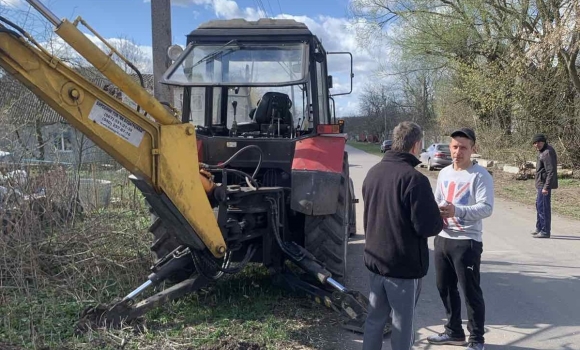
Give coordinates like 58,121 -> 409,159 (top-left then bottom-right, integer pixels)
532,133 -> 546,144
450,127 -> 476,144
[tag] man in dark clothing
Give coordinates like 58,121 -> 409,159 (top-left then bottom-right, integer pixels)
362,121 -> 443,350
531,133 -> 558,238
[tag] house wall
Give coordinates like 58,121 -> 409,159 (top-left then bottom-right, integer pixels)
0,123 -> 116,167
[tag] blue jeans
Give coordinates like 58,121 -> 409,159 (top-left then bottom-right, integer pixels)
536,188 -> 551,234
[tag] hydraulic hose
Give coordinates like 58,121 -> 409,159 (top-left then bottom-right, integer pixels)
210,145 -> 263,179
221,168 -> 260,189
194,244 -> 257,276
0,16 -> 26,37
0,27 -> 21,38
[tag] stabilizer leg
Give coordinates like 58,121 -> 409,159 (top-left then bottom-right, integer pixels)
76,246 -> 210,333
76,274 -> 210,333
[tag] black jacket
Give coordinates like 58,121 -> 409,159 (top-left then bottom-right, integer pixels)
362,151 -> 443,279
535,144 -> 558,190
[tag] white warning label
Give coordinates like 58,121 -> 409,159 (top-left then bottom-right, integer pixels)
88,100 -> 145,147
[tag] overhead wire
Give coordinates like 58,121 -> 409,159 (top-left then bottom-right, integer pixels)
254,0 -> 268,18
265,0 -> 275,17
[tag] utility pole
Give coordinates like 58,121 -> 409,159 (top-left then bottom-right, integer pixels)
151,0 -> 172,104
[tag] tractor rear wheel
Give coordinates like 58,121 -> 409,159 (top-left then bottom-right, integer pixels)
304,152 -> 350,282
148,216 -> 196,283
348,177 -> 357,237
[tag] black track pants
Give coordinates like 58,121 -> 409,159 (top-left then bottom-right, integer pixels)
434,236 -> 485,344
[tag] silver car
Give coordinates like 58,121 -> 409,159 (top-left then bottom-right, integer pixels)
419,143 -> 452,170
380,140 -> 392,153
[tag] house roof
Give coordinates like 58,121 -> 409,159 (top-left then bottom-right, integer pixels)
0,66 -> 154,126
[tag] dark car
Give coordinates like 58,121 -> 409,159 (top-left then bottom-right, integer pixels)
380,140 -> 392,153
419,143 -> 452,170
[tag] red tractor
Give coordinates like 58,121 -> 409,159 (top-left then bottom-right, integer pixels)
0,1 -> 367,331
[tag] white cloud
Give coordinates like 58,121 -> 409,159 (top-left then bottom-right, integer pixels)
275,15 -> 386,116
140,0 -> 390,116
0,0 -> 24,8
182,1 -> 387,117
183,0 -> 265,19
40,33 -> 153,75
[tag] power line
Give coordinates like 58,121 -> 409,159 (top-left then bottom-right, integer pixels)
255,0 -> 268,17
266,0 -> 275,17
276,0 -> 282,15
262,0 -> 270,17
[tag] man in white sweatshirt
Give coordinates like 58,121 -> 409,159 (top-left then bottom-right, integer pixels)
427,128 -> 494,350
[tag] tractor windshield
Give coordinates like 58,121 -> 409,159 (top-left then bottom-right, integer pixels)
163,42 -> 308,86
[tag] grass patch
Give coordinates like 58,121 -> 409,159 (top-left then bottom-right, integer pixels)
0,200 -> 343,350
346,141 -> 383,156
1,264 -> 340,350
487,171 -> 580,219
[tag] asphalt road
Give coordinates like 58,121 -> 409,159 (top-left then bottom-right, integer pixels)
333,145 -> 580,350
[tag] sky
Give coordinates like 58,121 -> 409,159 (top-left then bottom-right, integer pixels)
1,0 -> 388,116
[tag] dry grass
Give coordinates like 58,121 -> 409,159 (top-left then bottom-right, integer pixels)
490,172 -> 580,219
0,165 -> 347,350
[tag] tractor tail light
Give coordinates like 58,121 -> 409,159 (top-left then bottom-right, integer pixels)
317,124 -> 341,134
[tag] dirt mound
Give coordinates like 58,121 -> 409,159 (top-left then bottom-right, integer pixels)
197,337 -> 265,350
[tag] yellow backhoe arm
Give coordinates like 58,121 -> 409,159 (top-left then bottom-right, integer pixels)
0,19 -> 226,257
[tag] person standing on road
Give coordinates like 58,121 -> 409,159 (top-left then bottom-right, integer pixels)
427,128 -> 494,350
530,133 -> 558,239
362,121 -> 443,350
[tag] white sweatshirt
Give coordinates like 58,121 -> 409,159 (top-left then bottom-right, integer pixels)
434,162 -> 494,242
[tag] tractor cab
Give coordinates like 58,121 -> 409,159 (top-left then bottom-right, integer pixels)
161,18 -> 355,220
161,18 -> 352,139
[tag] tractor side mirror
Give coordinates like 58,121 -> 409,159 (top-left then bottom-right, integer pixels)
328,75 -> 333,89
328,51 -> 353,97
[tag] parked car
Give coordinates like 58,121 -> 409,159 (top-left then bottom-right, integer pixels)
380,140 -> 392,153
419,143 -> 452,170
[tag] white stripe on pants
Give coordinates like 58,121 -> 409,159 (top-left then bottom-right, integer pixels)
362,271 -> 422,350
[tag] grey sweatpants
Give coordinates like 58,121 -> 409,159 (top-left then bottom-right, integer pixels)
362,272 -> 422,350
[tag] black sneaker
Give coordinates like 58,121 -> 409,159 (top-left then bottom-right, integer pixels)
532,231 -> 550,238
466,342 -> 485,350
427,332 -> 467,345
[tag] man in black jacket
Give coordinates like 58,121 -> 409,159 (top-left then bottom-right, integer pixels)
531,133 -> 558,238
362,121 -> 443,350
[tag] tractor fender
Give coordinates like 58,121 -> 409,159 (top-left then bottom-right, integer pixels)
290,136 -> 346,215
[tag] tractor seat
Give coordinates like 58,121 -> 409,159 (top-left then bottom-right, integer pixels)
253,92 -> 293,127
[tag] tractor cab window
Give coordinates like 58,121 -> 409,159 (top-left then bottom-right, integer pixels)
170,41 -> 320,136
215,87 -> 254,128
187,85 -> 308,137
164,42 -> 309,86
